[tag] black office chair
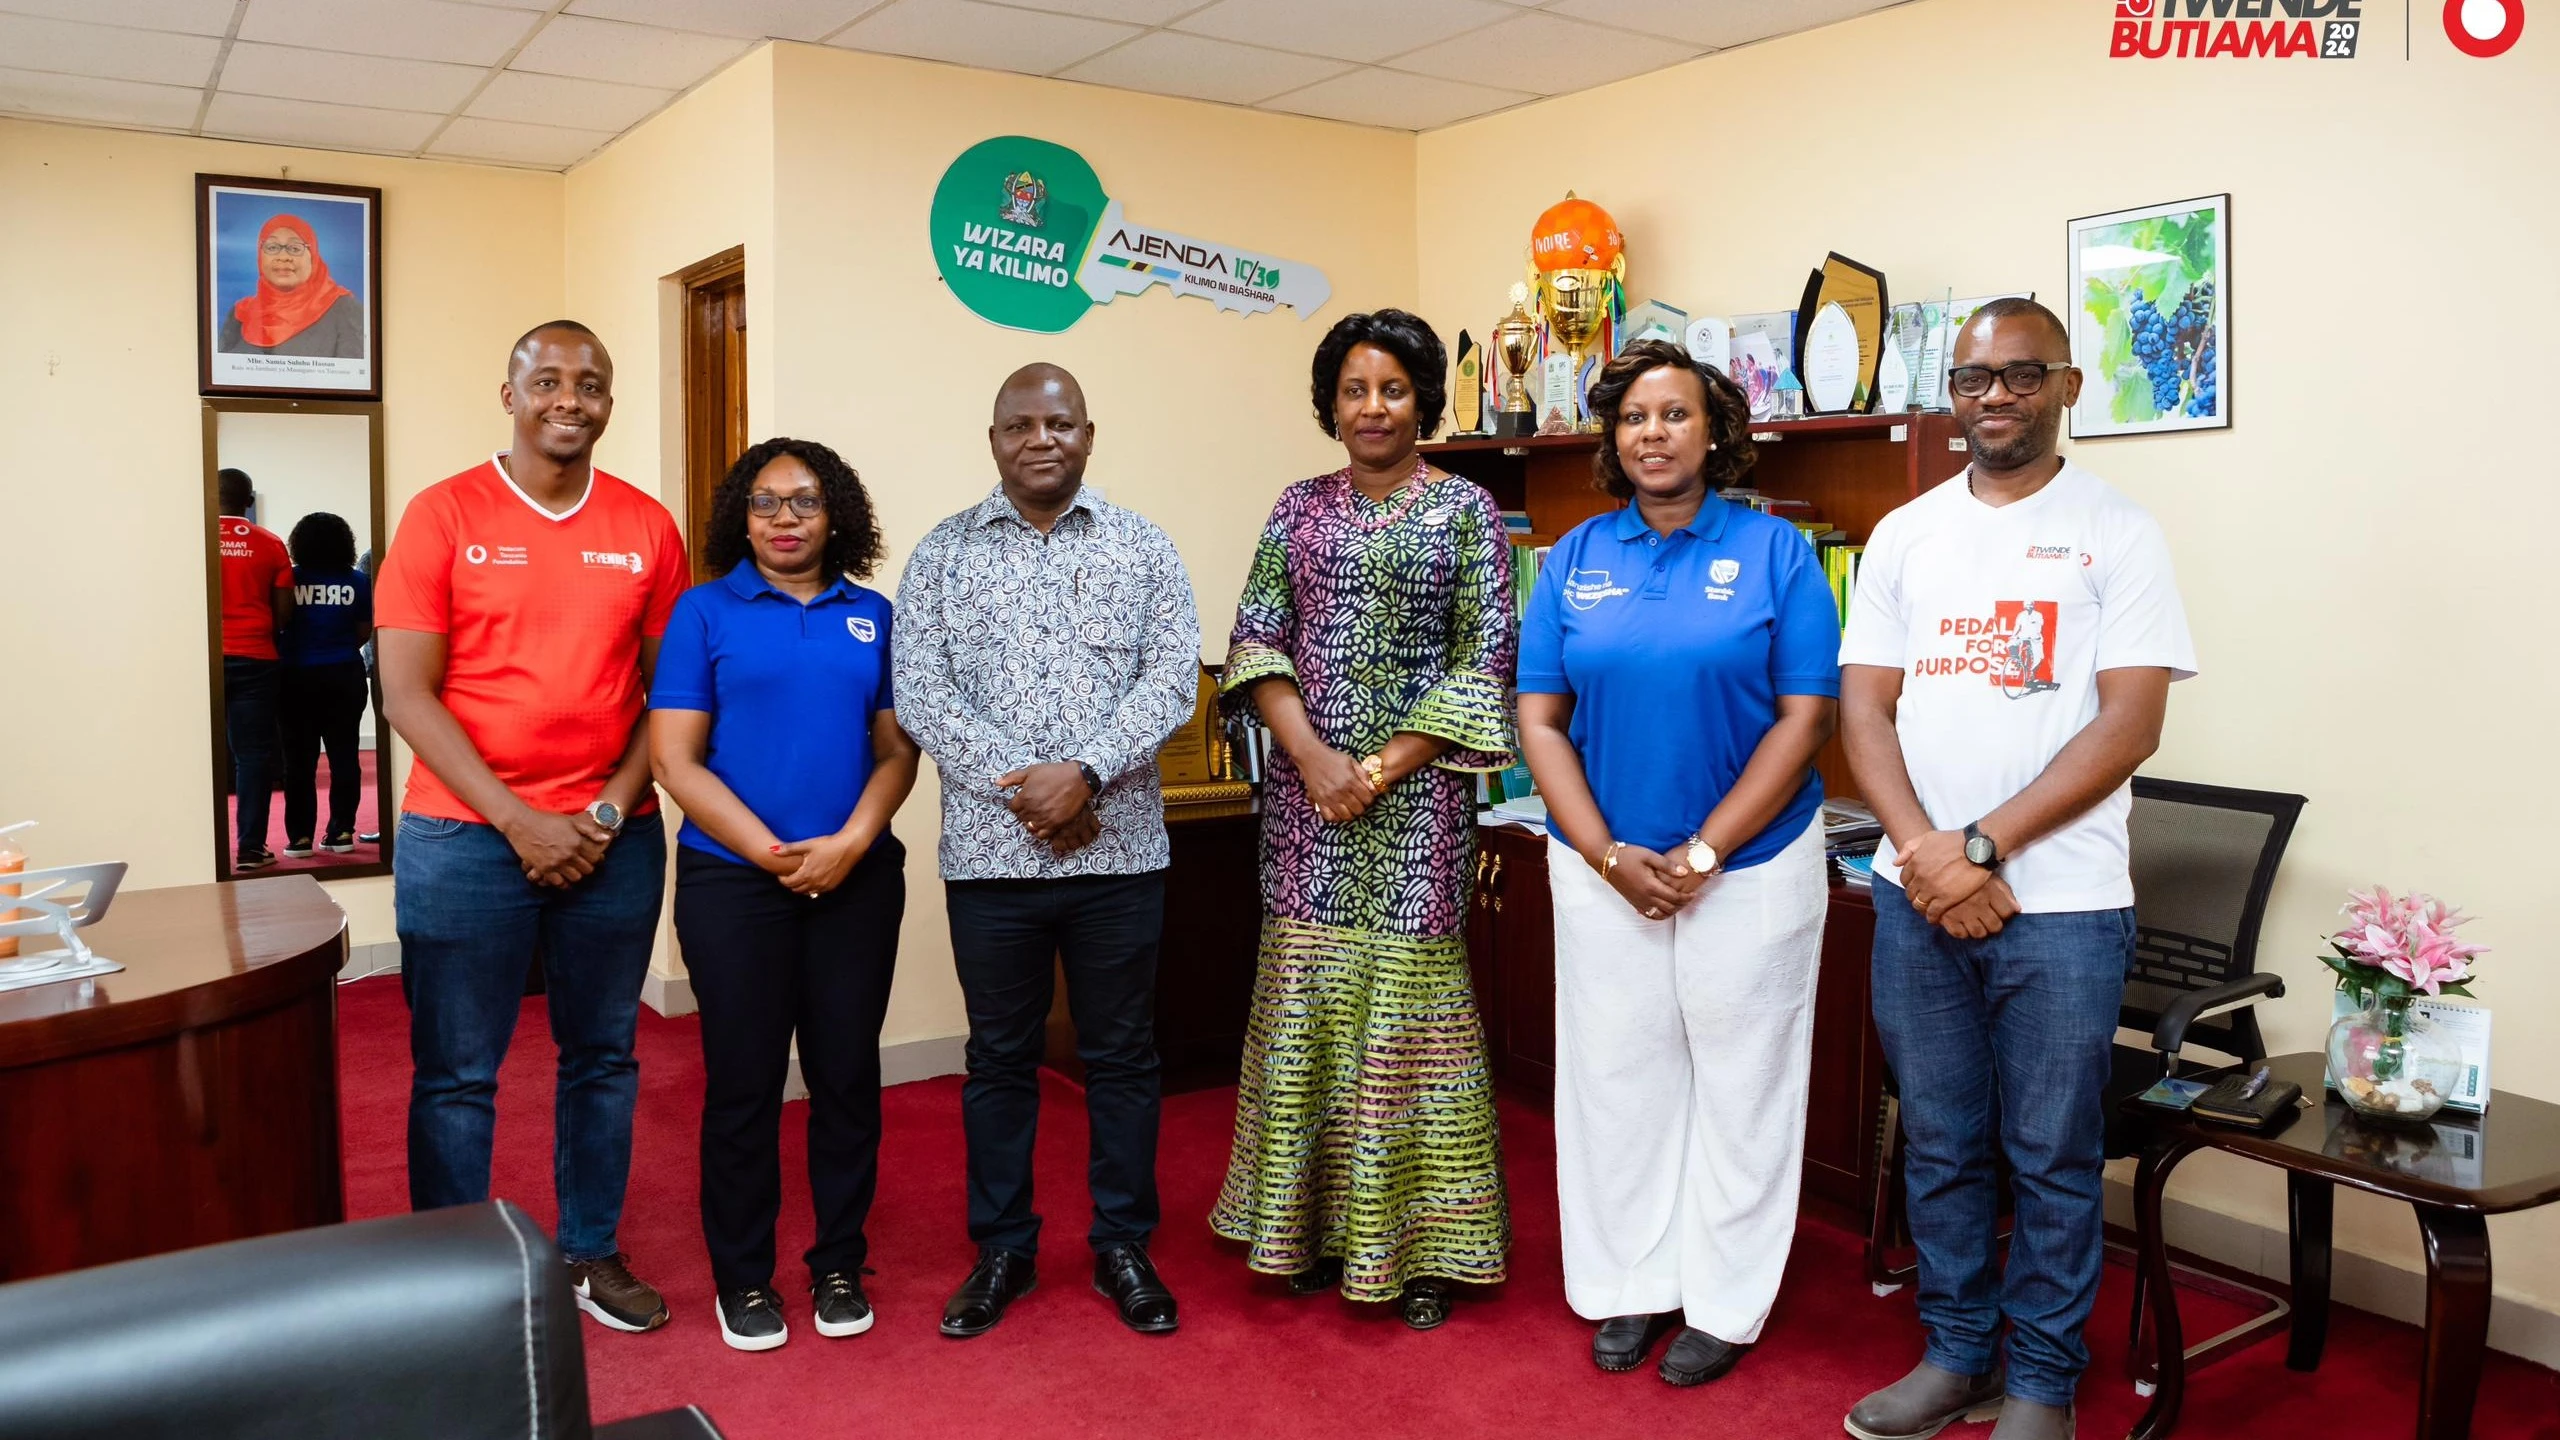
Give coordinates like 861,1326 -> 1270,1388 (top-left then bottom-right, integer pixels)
1864,778 -> 2307,1386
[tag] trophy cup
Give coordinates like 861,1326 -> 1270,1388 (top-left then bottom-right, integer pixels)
1527,193 -> 1626,433
1491,284 -> 1539,439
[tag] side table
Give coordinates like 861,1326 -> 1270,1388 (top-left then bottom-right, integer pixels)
2126,1051 -> 2560,1440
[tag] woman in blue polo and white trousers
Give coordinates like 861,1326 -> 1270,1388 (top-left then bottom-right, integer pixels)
1516,340 -> 1841,1389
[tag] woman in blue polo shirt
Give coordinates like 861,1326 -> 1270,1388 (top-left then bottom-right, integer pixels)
649,437 -> 917,1354
1517,340 -> 1841,1388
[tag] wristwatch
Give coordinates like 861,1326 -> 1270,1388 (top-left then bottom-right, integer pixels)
1684,836 -> 1720,875
1962,821 -> 2000,870
1360,754 -> 1387,793
584,800 -> 625,836
1073,761 -> 1104,799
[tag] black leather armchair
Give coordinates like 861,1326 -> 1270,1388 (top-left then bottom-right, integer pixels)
0,1201 -> 721,1440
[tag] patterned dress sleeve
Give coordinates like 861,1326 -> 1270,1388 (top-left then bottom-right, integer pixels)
1219,486 -> 1300,714
1397,482 -> 1518,772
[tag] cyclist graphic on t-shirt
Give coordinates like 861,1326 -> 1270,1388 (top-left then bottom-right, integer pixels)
2001,604 -> 2060,700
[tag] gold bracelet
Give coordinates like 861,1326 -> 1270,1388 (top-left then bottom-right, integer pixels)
1360,753 -> 1387,792
1599,840 -> 1626,878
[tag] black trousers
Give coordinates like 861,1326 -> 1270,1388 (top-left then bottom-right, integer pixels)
280,660 -> 368,843
672,839 -> 903,1292
222,656 -> 281,857
946,869 -> 1166,1258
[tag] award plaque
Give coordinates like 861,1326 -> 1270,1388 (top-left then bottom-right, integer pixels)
1801,302 -> 1861,413
1621,298 -> 1687,349
1879,302 -> 1923,411
1685,315 -> 1732,376
1538,353 -> 1577,435
1454,330 -> 1484,435
1792,253 -> 1888,412
1156,667 -> 1222,787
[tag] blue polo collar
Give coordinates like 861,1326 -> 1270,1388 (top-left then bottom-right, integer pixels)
722,557 -> 855,605
1611,493 -> 1735,544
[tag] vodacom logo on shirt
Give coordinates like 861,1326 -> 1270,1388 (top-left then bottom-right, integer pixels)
582,550 -> 645,576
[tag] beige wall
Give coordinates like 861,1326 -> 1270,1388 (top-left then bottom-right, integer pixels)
0,119 -> 563,946
1419,0 -> 2560,1327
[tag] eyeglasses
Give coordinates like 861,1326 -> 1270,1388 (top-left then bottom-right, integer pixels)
1948,362 -> 2072,398
747,493 -> 824,518
260,239 -> 310,258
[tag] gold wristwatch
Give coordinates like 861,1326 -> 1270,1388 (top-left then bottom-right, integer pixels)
1685,836 -> 1719,874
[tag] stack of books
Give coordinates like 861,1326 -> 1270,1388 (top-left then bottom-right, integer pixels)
1725,490 -> 1864,630
1509,539 -> 1549,616
1822,796 -> 1883,890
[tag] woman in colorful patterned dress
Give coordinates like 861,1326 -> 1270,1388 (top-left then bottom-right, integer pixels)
1211,309 -> 1518,1331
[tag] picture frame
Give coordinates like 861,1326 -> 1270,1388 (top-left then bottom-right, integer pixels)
2066,194 -> 2229,438
196,174 -> 382,399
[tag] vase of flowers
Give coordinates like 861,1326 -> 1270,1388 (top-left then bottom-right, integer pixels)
2319,887 -> 2485,1123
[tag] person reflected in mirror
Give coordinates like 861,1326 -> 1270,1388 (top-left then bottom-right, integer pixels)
894,364 -> 1201,1341
376,320 -> 689,1337
1212,310 -> 1518,1333
218,215 -> 363,357
648,438 -> 918,1354
215,466 -> 293,871
278,511 -> 372,860
1838,300 -> 2195,1440
1516,341 -> 1838,1386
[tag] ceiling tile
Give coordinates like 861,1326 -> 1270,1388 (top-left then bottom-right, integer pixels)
201,91 -> 444,151
428,115 -> 618,167
220,41 -> 487,113
1261,66 -> 1529,130
508,14 -> 754,90
828,0 -> 1138,78
1058,32 -> 1349,106
0,0 -> 235,36
237,0 -> 541,67
562,0 -> 877,42
466,69 -> 675,132
0,12 -> 220,88
1388,10 -> 1697,95
1000,0 -> 1201,22
0,65 -> 203,128
1549,0 -> 1901,48
1175,0 -> 1514,65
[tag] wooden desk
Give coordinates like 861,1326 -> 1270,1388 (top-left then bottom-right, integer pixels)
2127,1051 -> 2560,1440
0,876 -> 346,1281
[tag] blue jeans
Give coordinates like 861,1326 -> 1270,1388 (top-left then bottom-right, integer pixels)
1869,876 -> 2134,1409
396,809 -> 666,1263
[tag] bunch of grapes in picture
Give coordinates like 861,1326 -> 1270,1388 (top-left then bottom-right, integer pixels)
2126,288 -> 2187,414
2171,280 -> 2219,418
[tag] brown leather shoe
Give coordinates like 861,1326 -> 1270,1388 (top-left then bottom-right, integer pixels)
567,1253 -> 670,1333
1844,1361 -> 2004,1440
1987,1400 -> 2072,1439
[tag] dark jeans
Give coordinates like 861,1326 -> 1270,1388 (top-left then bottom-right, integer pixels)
673,841 -> 904,1292
222,656 -> 281,858
1869,875 -> 2135,1409
280,660 -> 368,843
947,869 -> 1166,1257
396,810 -> 666,1263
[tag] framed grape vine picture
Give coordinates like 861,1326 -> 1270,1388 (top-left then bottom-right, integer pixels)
2066,194 -> 2229,438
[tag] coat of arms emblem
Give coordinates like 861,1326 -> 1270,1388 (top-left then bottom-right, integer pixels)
999,170 -> 1046,229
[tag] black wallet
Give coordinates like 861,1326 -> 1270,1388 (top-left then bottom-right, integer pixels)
2190,1071 -> 2304,1131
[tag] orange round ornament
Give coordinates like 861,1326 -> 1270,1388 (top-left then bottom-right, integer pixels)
1529,193 -> 1623,272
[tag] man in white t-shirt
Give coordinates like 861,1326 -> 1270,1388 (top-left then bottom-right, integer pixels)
1836,299 -> 2197,1440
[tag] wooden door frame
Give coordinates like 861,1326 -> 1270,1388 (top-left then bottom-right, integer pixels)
676,245 -> 746,583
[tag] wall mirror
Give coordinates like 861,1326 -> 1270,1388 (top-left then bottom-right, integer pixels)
203,399 -> 388,881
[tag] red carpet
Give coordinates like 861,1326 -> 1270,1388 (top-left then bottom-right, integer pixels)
234,747 -> 383,874
336,978 -> 2560,1438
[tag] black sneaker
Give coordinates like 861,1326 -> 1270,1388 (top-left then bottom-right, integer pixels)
281,838 -> 316,859
357,830 -> 381,844
321,831 -> 357,853
235,849 -> 277,872
716,1286 -> 788,1352
811,1271 -> 874,1338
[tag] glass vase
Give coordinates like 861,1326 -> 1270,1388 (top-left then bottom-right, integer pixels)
2325,990 -> 2462,1123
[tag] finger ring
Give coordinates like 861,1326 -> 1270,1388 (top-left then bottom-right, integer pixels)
1645,906 -> 1662,919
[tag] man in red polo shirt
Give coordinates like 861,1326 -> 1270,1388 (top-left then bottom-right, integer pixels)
378,320 -> 688,1334
216,467 -> 293,871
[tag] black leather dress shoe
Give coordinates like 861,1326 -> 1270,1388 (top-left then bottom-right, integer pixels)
939,1248 -> 1035,1339
1092,1243 -> 1178,1334
1592,1312 -> 1679,1372
1658,1327 -> 1745,1387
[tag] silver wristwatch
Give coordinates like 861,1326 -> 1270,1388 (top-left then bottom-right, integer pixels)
584,800 -> 625,836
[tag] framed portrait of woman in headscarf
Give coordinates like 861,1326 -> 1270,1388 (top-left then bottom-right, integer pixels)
197,174 -> 381,399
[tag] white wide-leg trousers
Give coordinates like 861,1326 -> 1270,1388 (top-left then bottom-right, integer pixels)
1550,818 -> 1827,1343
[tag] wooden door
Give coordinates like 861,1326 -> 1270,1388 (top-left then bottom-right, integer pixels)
679,247 -> 747,583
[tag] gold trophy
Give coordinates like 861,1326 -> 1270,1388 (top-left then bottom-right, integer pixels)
1526,192 -> 1626,434
1491,283 -> 1539,439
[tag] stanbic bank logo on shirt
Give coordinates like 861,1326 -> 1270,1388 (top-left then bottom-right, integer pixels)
1565,568 -> 1630,611
582,550 -> 645,576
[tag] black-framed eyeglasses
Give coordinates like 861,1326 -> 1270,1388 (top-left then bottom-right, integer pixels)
747,493 -> 824,518
1949,362 -> 2073,398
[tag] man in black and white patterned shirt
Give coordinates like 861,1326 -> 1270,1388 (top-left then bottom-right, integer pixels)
895,362 -> 1201,1341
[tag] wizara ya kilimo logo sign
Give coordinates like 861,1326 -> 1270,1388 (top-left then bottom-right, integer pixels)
929,135 -> 1332,335
2108,0 -> 2525,58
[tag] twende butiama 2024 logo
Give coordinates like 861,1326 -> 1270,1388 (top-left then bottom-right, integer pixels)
2108,0 -> 2366,59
